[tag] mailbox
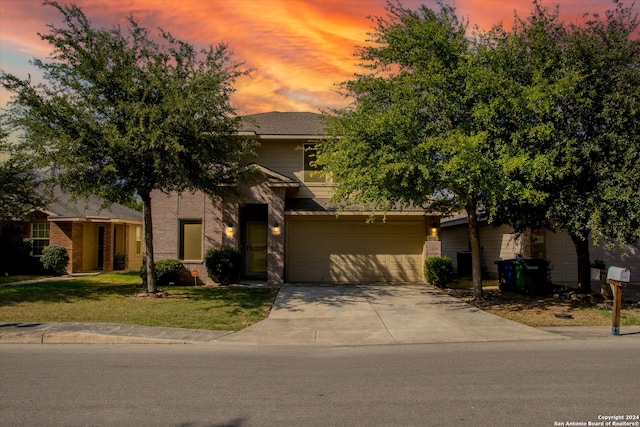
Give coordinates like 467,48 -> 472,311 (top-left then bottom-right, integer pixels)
607,266 -> 631,283
606,266 -> 631,336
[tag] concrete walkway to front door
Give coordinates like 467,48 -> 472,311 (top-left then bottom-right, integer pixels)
220,284 -> 564,345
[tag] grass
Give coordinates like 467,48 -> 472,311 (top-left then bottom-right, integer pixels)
588,307 -> 640,327
0,272 -> 278,331
0,275 -> 51,285
3,273 -> 638,330
443,278 -> 640,327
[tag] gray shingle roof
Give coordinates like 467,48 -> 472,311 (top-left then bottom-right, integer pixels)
43,186 -> 142,223
285,198 -> 426,213
240,111 -> 327,136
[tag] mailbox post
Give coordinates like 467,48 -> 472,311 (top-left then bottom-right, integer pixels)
606,267 -> 631,336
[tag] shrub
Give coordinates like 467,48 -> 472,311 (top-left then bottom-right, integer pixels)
204,247 -> 241,285
424,256 -> 454,288
40,245 -> 69,276
0,235 -> 40,275
139,258 -> 185,286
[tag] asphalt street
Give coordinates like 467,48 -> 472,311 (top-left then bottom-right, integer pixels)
1,340 -> 639,427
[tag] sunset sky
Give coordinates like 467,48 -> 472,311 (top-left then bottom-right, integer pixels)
0,0 -> 627,115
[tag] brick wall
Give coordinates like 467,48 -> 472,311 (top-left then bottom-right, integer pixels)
151,182 -> 288,285
103,225 -> 113,272
240,182 -> 287,284
150,190 -> 222,282
151,190 -> 180,261
71,223 -> 83,273
49,221 -> 75,274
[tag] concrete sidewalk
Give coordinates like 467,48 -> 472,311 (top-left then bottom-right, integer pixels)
2,284 -> 639,345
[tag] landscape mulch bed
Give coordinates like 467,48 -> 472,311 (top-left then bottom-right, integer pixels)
441,285 -> 640,327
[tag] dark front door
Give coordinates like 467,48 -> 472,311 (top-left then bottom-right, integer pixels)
245,221 -> 268,278
240,204 -> 269,279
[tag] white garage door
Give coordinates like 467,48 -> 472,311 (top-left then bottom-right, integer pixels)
286,217 -> 425,282
545,231 -> 577,283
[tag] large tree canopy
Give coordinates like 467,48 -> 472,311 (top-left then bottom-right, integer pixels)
0,125 -> 46,223
318,0 -> 639,296
316,2 -> 548,300
1,1 -> 257,292
490,1 -> 640,292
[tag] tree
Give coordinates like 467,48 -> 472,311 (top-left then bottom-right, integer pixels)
490,1 -> 640,292
316,2 -> 546,300
0,124 -> 46,223
1,1 -> 257,292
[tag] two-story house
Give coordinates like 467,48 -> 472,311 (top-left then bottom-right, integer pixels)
151,111 -> 441,284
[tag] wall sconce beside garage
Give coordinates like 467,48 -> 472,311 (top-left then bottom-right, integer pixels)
427,218 -> 440,241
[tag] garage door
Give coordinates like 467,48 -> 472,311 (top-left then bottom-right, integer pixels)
545,231 -> 577,283
286,216 -> 425,282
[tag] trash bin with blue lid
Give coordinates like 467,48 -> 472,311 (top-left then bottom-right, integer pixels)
496,258 -> 549,294
495,259 -> 517,292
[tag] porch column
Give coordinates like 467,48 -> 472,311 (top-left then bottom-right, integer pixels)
267,190 -> 285,284
103,224 -> 114,272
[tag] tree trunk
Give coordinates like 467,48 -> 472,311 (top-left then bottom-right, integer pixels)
466,197 -> 484,300
570,230 -> 592,293
141,192 -> 157,293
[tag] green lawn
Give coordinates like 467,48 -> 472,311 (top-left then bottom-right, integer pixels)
0,272 -> 278,330
0,275 -> 51,285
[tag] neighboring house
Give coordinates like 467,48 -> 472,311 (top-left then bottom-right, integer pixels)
441,214 -> 639,284
151,111 -> 441,284
13,187 -> 143,274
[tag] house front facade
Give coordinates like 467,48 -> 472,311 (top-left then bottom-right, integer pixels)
151,112 -> 441,284
8,187 -> 143,275
441,215 -> 639,284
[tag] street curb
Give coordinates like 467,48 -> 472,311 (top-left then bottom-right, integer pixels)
0,330 -> 198,344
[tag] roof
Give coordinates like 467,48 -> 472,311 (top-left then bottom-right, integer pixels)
251,164 -> 299,188
285,198 -> 427,215
240,111 -> 327,136
41,187 -> 143,223
440,211 -> 488,228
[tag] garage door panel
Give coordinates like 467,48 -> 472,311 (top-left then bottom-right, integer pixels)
287,219 -> 425,282
546,231 -> 578,282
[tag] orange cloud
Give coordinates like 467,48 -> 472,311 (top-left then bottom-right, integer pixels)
0,0 -> 629,114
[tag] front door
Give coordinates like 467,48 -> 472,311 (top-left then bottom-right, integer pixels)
245,221 -> 268,278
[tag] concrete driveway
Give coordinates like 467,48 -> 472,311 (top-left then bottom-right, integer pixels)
220,284 -> 563,345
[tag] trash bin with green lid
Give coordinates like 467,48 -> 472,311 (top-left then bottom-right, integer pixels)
514,258 -> 549,294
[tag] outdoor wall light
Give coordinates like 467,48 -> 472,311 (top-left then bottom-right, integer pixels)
272,223 -> 281,236
225,224 -> 235,238
431,221 -> 438,235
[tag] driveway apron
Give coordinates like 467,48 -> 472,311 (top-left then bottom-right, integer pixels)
220,284 -> 563,345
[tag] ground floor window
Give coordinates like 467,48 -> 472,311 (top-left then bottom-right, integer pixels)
31,222 -> 50,256
179,220 -> 202,260
135,226 -> 142,255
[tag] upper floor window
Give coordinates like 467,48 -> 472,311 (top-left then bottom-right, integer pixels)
303,143 -> 328,183
31,222 -> 50,256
